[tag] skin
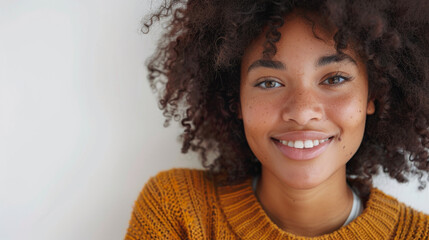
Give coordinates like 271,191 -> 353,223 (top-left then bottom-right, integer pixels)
239,13 -> 375,237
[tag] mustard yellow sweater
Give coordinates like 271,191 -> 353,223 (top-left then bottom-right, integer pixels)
125,169 -> 429,239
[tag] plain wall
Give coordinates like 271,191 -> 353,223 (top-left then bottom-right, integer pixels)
0,1 -> 428,239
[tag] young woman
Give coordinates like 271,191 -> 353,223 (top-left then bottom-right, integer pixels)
126,0 -> 429,239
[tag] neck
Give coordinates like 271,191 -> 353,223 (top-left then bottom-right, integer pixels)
256,168 -> 353,237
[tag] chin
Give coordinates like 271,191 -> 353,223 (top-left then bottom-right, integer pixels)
279,171 -> 327,190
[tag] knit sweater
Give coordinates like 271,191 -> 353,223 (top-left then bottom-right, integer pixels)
125,169 -> 429,239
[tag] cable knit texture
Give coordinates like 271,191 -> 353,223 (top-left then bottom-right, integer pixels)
125,169 -> 429,239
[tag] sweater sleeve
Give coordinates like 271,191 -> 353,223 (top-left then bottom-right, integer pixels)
125,171 -> 185,240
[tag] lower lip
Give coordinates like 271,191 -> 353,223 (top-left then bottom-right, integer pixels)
273,139 -> 331,161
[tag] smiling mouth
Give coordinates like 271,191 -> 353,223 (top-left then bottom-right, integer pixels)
272,136 -> 334,149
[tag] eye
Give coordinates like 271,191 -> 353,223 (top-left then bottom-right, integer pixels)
321,74 -> 351,85
255,79 -> 283,89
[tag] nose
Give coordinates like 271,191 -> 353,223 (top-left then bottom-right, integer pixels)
282,88 -> 324,125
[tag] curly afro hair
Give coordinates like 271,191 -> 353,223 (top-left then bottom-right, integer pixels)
144,0 -> 429,196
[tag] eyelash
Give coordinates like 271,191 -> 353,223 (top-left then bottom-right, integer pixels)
255,79 -> 283,89
255,73 -> 352,89
321,74 -> 352,85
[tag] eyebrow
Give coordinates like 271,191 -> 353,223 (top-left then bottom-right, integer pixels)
247,59 -> 286,72
247,53 -> 357,73
316,53 -> 357,67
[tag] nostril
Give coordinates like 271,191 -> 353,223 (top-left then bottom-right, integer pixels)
283,108 -> 324,125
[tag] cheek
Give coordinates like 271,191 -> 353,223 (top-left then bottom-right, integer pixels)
328,96 -> 367,126
325,93 -> 368,155
240,93 -> 280,158
241,95 -> 276,128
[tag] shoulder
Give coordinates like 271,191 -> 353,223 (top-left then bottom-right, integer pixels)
395,198 -> 429,239
367,188 -> 429,239
149,168 -> 210,183
371,188 -> 429,219
139,168 -> 218,212
126,168 -> 218,239
144,168 -> 214,195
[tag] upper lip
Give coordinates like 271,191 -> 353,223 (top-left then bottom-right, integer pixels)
272,131 -> 333,141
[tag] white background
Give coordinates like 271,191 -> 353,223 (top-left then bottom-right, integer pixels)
0,1 -> 428,239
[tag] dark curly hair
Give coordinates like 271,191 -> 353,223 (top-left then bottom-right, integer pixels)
144,0 -> 429,196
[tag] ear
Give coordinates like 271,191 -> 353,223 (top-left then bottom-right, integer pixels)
366,99 -> 375,115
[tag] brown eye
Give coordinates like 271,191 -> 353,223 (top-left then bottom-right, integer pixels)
322,75 -> 350,85
256,79 -> 282,89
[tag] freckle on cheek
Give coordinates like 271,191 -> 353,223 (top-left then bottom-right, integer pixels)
338,136 -> 342,141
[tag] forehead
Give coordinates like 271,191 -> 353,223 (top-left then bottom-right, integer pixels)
242,13 -> 338,66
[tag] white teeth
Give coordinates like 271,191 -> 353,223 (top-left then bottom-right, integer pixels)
294,140 -> 304,149
304,140 -> 313,148
278,138 -> 329,149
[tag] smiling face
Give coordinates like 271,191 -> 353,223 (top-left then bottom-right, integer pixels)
240,14 -> 375,190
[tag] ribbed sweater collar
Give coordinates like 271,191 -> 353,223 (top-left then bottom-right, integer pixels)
217,180 -> 400,239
